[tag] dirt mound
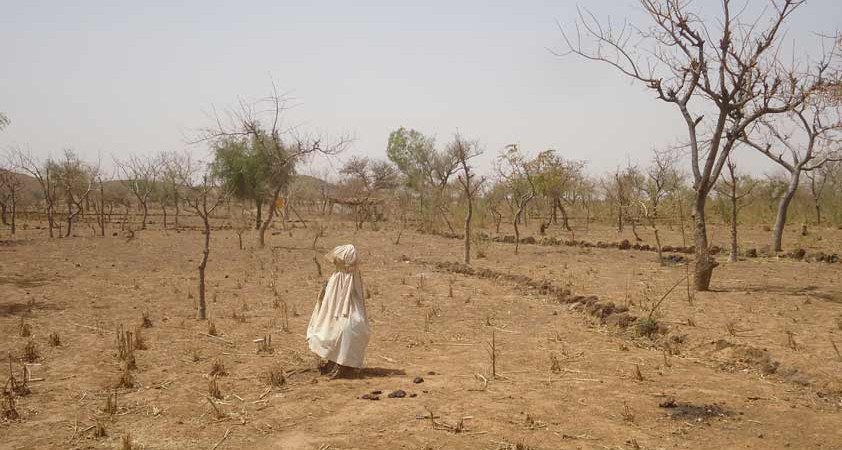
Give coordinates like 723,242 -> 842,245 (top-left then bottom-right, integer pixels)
701,339 -> 779,375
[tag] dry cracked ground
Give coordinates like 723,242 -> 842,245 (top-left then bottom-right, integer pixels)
1,218 -> 841,450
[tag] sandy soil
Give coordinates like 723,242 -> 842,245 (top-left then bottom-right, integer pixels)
1,217 -> 841,450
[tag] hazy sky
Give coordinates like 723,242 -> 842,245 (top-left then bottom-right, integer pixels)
2,0 -> 840,178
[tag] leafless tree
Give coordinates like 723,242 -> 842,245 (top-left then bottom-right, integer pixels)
116,154 -> 163,231
715,157 -> 757,262
0,154 -> 24,235
804,159 -> 840,225
14,149 -> 59,237
741,95 -> 842,251
194,84 -> 350,248
603,165 -> 641,236
636,151 -> 680,264
450,133 -> 485,265
557,0 -> 834,290
52,150 -> 97,237
497,144 -> 537,255
178,153 -> 228,320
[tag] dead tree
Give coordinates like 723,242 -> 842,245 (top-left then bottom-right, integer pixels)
451,133 -> 484,265
805,160 -> 839,225
741,96 -> 842,252
117,154 -> 162,231
15,149 -> 58,237
603,165 -> 640,235
497,144 -> 537,255
0,156 -> 24,235
558,0 -> 833,290
636,151 -> 679,264
715,157 -> 757,262
180,155 -> 228,320
52,150 -> 96,237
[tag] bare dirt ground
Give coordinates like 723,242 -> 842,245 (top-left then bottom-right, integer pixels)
2,217 -> 841,450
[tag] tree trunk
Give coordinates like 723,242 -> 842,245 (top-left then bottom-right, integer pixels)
174,195 -> 180,228
140,201 -> 149,230
693,193 -> 717,291
513,207 -> 523,255
653,227 -> 663,265
772,171 -> 800,253
10,190 -> 16,235
557,199 -> 572,231
809,178 -> 822,225
65,202 -> 73,237
47,202 -> 55,238
99,182 -> 105,236
197,213 -> 210,320
617,208 -> 623,233
464,195 -> 473,265
255,198 -> 263,230
162,205 -> 168,229
729,182 -> 739,263
259,186 -> 283,248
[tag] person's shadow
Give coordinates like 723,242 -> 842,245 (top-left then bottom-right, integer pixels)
359,367 -> 406,378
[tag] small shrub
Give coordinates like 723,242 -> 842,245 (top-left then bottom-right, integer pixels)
22,340 -> 40,363
621,401 -> 635,422
104,391 -> 118,416
116,365 -> 134,389
264,365 -> 287,387
189,347 -> 202,363
133,328 -> 148,351
2,395 -> 20,420
141,311 -> 153,328
635,317 -> 661,338
549,353 -> 562,373
208,376 -> 222,399
209,358 -> 227,377
121,432 -> 133,450
19,318 -> 31,338
257,334 -> 273,355
93,421 -> 107,438
632,364 -> 644,381
48,332 -> 61,347
115,327 -> 136,370
208,320 -> 218,336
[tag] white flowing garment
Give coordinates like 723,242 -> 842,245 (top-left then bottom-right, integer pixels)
306,244 -> 371,368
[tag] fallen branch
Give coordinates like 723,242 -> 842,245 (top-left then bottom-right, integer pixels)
210,427 -> 232,450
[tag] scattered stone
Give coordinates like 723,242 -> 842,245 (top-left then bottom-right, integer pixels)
413,376 -> 424,384
360,394 -> 380,400
658,397 -> 677,408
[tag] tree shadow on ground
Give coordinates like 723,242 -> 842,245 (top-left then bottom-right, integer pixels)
715,284 -> 842,303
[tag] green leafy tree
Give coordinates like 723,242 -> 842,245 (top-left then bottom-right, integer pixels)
210,136 -> 273,229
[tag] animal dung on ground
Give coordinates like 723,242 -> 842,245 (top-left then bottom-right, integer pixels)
388,389 -> 407,398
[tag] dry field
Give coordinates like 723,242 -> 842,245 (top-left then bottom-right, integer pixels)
1,217 -> 842,450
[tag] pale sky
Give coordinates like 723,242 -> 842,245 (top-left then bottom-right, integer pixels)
2,0 -> 840,179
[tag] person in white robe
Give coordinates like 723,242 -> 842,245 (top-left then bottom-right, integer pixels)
306,244 -> 371,378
